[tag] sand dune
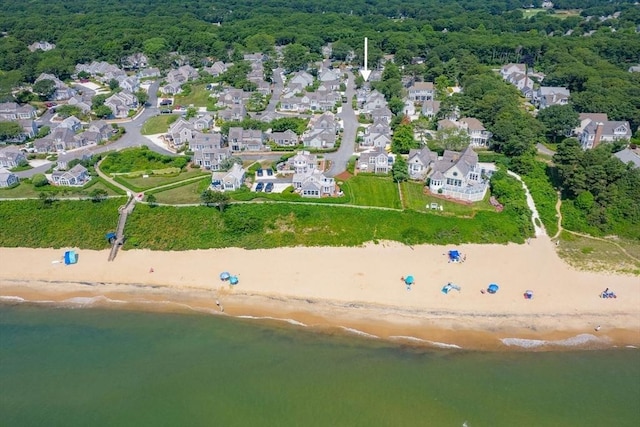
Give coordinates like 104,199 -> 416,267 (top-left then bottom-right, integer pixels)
1,237 -> 639,349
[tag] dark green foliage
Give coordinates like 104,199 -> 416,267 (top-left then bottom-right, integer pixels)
100,147 -> 188,174
490,170 -> 535,238
537,105 -> 580,142
520,161 -> 560,237
554,139 -> 640,238
31,79 -> 55,100
0,199 -> 120,249
0,121 -> 23,142
391,123 -> 418,154
270,117 -> 308,135
32,173 -> 48,187
391,156 -> 408,183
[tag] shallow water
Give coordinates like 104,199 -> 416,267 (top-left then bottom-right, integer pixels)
1,304 -> 639,427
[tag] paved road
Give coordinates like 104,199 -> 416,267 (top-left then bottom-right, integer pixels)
536,143 -> 555,156
17,81 -> 174,178
265,67 -> 284,115
325,71 -> 357,177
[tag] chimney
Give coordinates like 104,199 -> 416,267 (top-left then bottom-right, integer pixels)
593,122 -> 604,148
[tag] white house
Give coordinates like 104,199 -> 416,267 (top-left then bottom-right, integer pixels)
211,163 -> 245,191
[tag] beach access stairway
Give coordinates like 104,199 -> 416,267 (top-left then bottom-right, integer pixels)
108,196 -> 136,262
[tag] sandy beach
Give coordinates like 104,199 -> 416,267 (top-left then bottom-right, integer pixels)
1,237 -> 639,350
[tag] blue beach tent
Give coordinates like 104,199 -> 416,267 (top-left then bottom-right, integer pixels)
219,271 -> 230,281
404,275 -> 415,285
64,250 -> 78,265
448,250 -> 461,262
487,283 -> 499,294
229,276 -> 239,285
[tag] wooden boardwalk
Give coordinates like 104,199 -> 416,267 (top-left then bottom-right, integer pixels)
108,196 -> 136,262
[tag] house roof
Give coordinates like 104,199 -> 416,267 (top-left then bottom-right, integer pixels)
613,148 -> 640,168
460,117 -> 485,131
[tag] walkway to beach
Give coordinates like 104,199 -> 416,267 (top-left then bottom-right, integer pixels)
507,170 -> 546,237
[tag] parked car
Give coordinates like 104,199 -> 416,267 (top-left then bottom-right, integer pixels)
255,182 -> 264,192
265,182 -> 274,193
257,169 -> 263,177
160,99 -> 172,106
266,169 -> 273,176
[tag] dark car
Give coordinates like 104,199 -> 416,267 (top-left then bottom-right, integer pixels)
257,169 -> 264,177
255,182 -> 264,192
265,182 -> 274,193
160,99 -> 172,106
266,169 -> 273,176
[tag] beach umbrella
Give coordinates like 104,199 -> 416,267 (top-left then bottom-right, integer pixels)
219,272 -> 230,281
404,275 -> 414,285
487,283 -> 499,294
229,276 -> 239,285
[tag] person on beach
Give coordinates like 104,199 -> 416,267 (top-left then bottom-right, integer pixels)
595,325 -> 601,332
149,267 -> 154,273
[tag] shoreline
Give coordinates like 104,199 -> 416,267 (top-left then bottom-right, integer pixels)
1,240 -> 639,351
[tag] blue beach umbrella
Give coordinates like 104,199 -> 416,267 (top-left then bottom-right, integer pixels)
404,275 -> 415,285
487,283 -> 499,294
219,272 -> 230,281
229,276 -> 239,285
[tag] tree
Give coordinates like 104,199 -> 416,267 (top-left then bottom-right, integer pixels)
94,105 -> 112,119
391,123 -> 418,154
32,173 -> 49,188
55,105 -> 83,119
283,43 -> 309,72
537,104 -> 580,142
89,188 -> 108,202
36,125 -> 50,138
0,121 -> 23,142
185,107 -> 198,120
431,127 -> 471,152
392,156 -> 409,183
32,79 -> 56,100
135,90 -> 148,106
108,79 -> 119,91
146,193 -> 157,207
331,40 -> 353,61
77,71 -> 90,80
201,189 -> 230,211
38,191 -> 55,207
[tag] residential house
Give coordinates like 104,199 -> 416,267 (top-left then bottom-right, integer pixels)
104,91 -> 137,118
167,118 -> 195,147
318,68 -> 340,82
499,63 -> 526,79
289,151 -> 336,198
244,53 -> 265,63
574,113 -> 609,136
357,147 -> 393,174
87,121 -> 113,141
228,127 -> 266,152
192,114 -> 214,131
189,132 -> 224,151
303,112 -> 339,149
614,147 -> 640,168
269,130 -> 299,147
35,73 -> 76,100
45,127 -> 86,151
427,146 -> 494,202
166,65 -> 198,84
506,72 -> 534,98
361,119 -> 392,149
211,163 -> 245,191
403,100 -> 416,117
51,164 -> 89,186
407,82 -> 434,102
371,106 -> 393,123
421,99 -> 441,118
121,53 -> 148,70
75,61 -> 121,77
119,76 -> 140,93
28,41 -> 56,52
0,102 -> 37,120
0,146 -> 27,168
57,149 -> 91,170
361,90 -> 387,112
138,67 -> 161,79
67,95 -> 92,114
218,89 -> 251,107
279,97 -> 303,112
160,82 -> 182,95
407,147 -> 437,180
18,120 -> 38,139
0,168 -> 19,187
535,87 -> 570,109
193,147 -> 231,170
288,71 -> 314,88
578,120 -> 632,149
459,118 -> 491,147
300,92 -> 340,112
58,116 -> 82,132
217,105 -> 246,122
203,61 -> 228,77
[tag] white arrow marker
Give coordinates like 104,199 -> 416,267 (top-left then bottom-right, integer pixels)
360,37 -> 371,81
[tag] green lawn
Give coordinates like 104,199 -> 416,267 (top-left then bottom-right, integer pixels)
114,169 -> 209,192
522,8 -> 546,18
401,181 -> 494,216
141,114 -> 178,135
341,175 -> 401,209
150,177 -> 211,204
174,84 -> 212,108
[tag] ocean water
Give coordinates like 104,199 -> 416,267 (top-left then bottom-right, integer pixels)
1,304 -> 639,427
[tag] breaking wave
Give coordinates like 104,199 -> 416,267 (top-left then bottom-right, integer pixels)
501,334 -> 608,349
389,335 -> 462,349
